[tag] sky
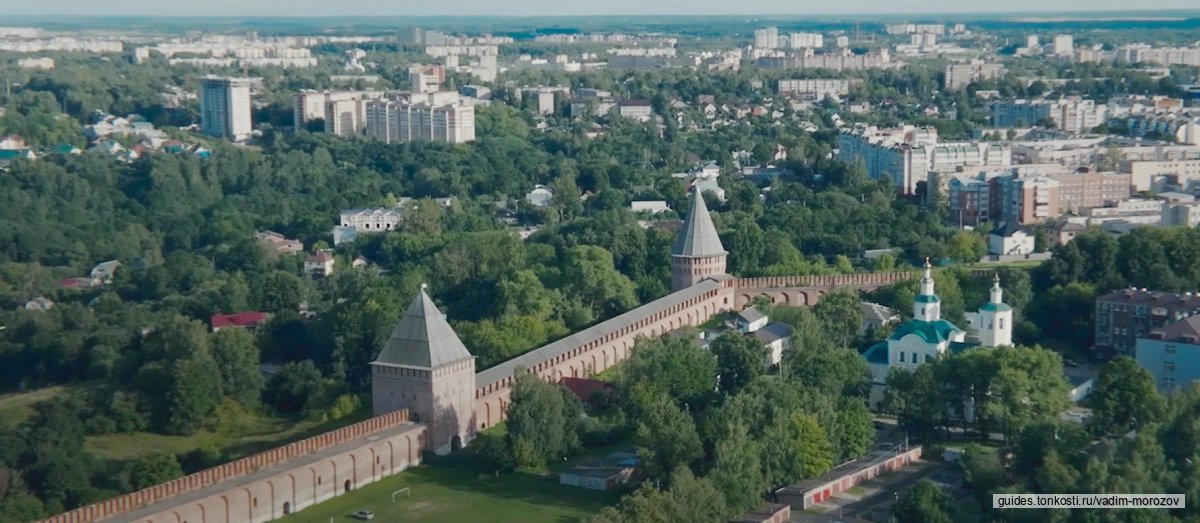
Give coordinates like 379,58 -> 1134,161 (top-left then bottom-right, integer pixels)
9,0 -> 1200,17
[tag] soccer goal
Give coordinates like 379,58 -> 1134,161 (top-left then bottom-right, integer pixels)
392,488 -> 411,504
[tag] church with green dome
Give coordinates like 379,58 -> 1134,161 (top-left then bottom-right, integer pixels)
862,260 -> 1013,406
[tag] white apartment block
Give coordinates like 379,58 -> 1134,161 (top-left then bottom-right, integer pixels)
885,24 -> 944,35
838,126 -> 1011,194
339,208 -> 404,232
1121,159 -> 1200,192
1053,35 -> 1074,57
754,27 -> 780,49
776,79 -> 850,99
364,100 -> 475,144
945,61 -> 1006,90
946,61 -> 1006,89
16,57 -> 54,69
293,90 -> 383,133
1115,44 -> 1200,67
788,33 -> 824,49
991,97 -> 1107,134
199,76 -> 253,141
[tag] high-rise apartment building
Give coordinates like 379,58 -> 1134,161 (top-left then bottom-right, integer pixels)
199,76 -> 252,141
788,32 -> 823,49
837,126 -> 1010,194
944,61 -> 1006,90
992,97 -> 1108,134
409,64 -> 445,94
365,100 -> 475,144
754,27 -> 779,49
1053,35 -> 1074,57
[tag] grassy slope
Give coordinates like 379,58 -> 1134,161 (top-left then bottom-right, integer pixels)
0,385 -> 73,426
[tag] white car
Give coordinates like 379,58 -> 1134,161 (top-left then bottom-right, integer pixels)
353,510 -> 375,520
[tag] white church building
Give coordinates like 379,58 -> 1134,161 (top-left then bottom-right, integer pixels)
863,261 -> 1013,407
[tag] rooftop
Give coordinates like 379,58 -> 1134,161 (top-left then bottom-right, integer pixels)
1098,288 -> 1200,310
671,189 -> 726,258
477,279 -> 723,389
889,318 -> 963,344
373,287 -> 475,369
737,307 -> 766,323
1146,315 -> 1200,344
211,312 -> 270,330
754,322 -> 793,344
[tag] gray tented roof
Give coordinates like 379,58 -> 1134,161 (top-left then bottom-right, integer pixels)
671,189 -> 727,257
373,286 -> 474,369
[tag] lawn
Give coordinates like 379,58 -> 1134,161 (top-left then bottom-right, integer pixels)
87,406 -> 369,465
283,464 -> 619,523
0,385 -> 74,425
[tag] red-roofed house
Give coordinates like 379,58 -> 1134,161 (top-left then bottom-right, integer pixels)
559,377 -> 614,406
211,312 -> 270,332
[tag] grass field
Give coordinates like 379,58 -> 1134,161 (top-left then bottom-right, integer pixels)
284,465 -> 619,523
0,385 -> 74,425
87,407 -> 369,464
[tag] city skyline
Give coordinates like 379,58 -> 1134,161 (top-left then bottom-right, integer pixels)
8,0 -> 1200,17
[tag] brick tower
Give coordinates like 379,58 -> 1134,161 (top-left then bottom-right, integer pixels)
670,189 -> 728,291
371,284 -> 476,454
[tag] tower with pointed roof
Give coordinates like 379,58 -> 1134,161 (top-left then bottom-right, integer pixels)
371,285 -> 476,454
914,258 -> 941,322
670,189 -> 728,291
970,274 -> 1013,347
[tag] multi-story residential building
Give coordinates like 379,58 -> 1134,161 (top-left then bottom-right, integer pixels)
885,24 -> 945,35
1097,288 -> 1200,355
993,174 -> 1060,224
944,61 -> 1006,90
754,27 -> 779,49
993,97 -> 1107,134
409,64 -> 445,93
1119,158 -> 1200,192
990,170 -> 1131,224
616,99 -> 653,121
1053,35 -> 1074,57
1054,172 -> 1132,213
776,79 -> 851,99
788,32 -> 823,49
325,98 -> 368,137
199,76 -> 252,141
756,48 -> 896,71
364,100 -> 475,144
1115,44 -> 1200,67
838,126 -> 1009,194
946,174 -> 994,226
1136,315 -> 1200,393
293,90 -> 384,131
339,208 -> 404,232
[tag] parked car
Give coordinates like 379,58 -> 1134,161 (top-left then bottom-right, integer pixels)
353,511 -> 375,520
1064,359 -> 1079,368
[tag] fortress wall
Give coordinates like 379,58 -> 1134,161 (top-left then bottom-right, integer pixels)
41,410 -> 416,523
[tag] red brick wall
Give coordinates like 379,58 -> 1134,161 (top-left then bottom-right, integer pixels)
40,410 -> 411,523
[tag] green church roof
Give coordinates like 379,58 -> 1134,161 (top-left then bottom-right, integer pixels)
914,294 -> 940,304
978,302 -> 1012,312
889,319 -> 963,344
862,342 -> 889,364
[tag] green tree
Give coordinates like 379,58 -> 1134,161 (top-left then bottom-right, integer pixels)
127,454 -> 183,490
559,245 -> 638,319
946,230 -> 985,263
505,372 -> 583,469
811,289 -> 863,347
263,360 -> 327,415
632,388 -> 703,481
711,332 -> 767,395
1089,356 -> 1164,435
709,425 -> 766,514
210,328 -> 264,405
620,335 -> 717,409
164,355 -> 223,435
892,480 -> 954,523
